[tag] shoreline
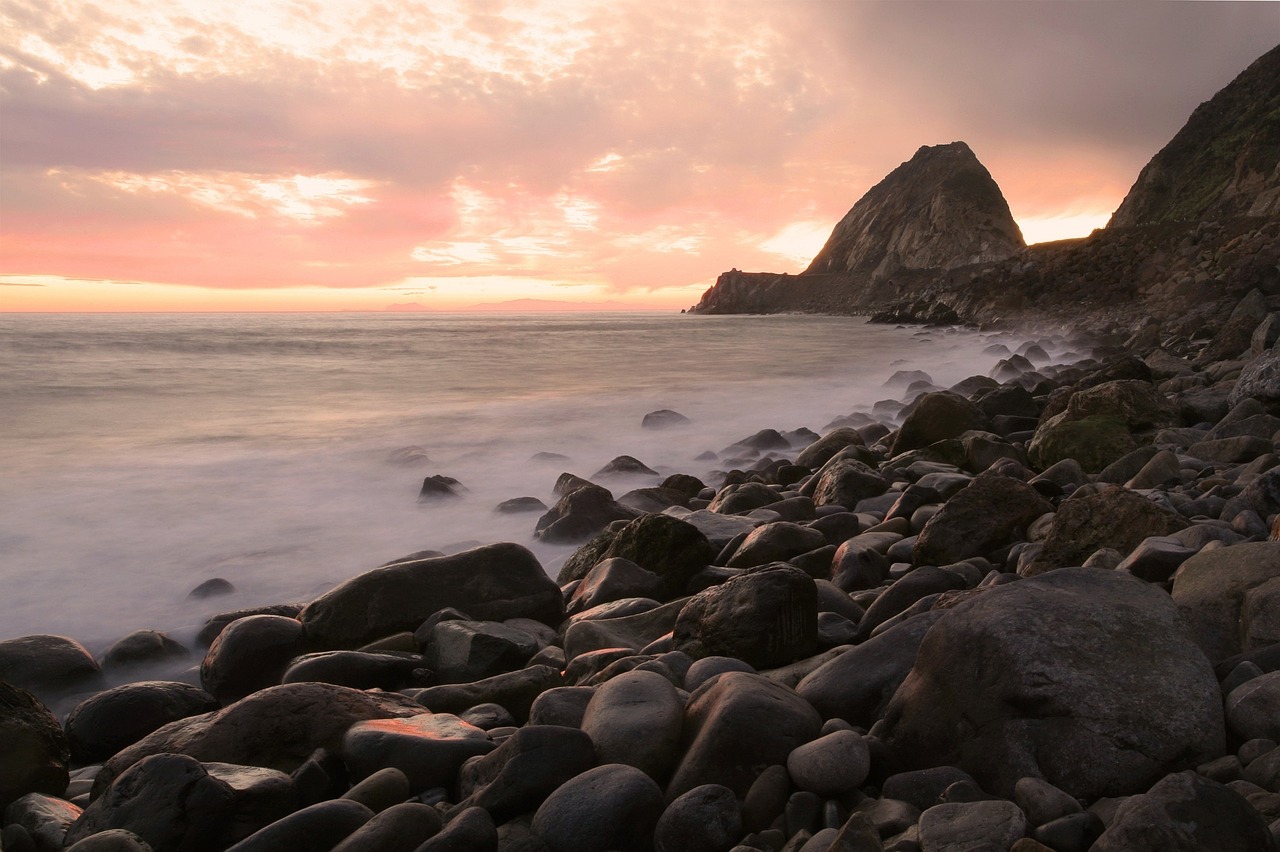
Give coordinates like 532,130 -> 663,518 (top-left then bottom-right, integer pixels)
3,311 -> 1280,851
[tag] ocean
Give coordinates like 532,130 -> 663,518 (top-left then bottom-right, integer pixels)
0,312 -> 1069,651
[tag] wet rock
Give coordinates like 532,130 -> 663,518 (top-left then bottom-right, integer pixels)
787,729 -> 870,796
654,784 -> 742,852
880,568 -> 1224,800
1091,771 -> 1276,851
535,484 -> 641,543
3,792 -> 81,852
667,671 -> 822,800
281,650 -> 427,691
581,670 -> 684,782
414,806 -> 495,852
329,802 -> 441,852
0,635 -> 102,699
562,597 -> 687,661
913,473 -> 1052,566
418,475 -> 464,502
796,428 -> 866,469
726,522 -> 828,569
617,486 -> 692,513
595,455 -> 660,478
564,514 -> 716,598
810,460 -> 889,510
527,686 -> 595,728
567,557 -> 663,615
422,620 -> 538,684
532,764 -> 665,852
494,497 -> 546,514
100,630 -> 189,671
1172,541 -> 1280,662
643,409 -> 691,429
200,615 -> 307,704
93,683 -> 425,795
454,725 -> 595,821
188,577 -> 236,599
65,681 -> 220,765
674,564 -> 818,669
408,665 -> 563,724
300,543 -> 564,650
343,713 -> 494,792
223,799 -> 374,852
1022,486 -> 1187,576
196,604 -> 304,646
891,392 -> 988,456
708,482 -> 784,515
0,682 -> 69,811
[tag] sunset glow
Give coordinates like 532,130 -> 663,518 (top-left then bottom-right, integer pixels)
2,1 -> 1275,311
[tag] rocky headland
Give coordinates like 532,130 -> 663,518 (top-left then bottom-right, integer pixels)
4,44 -> 1280,852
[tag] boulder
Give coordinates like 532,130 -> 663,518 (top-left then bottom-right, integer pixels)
562,598 -> 688,662
413,806 -> 495,852
328,802 -> 441,852
797,611 -> 945,727
196,604 -> 304,646
453,725 -> 595,822
856,566 -> 967,639
1092,771 -> 1277,851
879,568 -> 1224,800
527,687 -> 595,728
280,651 -> 427,691
796,428 -> 865,469
786,729 -> 870,796
726,522 -> 827,569
673,565 -> 818,669
918,800 -> 1028,851
913,473 -> 1052,566
1029,380 -> 1178,473
343,713 -> 494,791
707,482 -> 783,515
65,681 -> 220,765
531,764 -> 665,852
222,799 -> 374,852
1226,671 -> 1280,742
422,620 -> 538,684
300,543 -> 564,650
100,630 -> 189,671
1172,541 -> 1280,662
809,459 -> 889,510
408,665 -> 563,724
0,635 -> 102,699
1022,486 -> 1187,576
581,670 -> 684,783
63,829 -> 154,852
4,792 -> 83,852
534,484 -> 641,543
566,514 -> 716,598
594,455 -> 660,478
667,671 -> 822,800
93,683 -> 425,796
1229,350 -> 1280,414
653,784 -> 742,852
200,615 -> 308,704
567,557 -> 664,615
891,393 -> 988,457
0,682 -> 69,810
643,409 -> 691,429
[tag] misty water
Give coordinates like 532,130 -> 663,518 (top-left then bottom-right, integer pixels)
0,312 -> 1079,654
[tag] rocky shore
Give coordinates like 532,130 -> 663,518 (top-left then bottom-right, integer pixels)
4,301 -> 1280,852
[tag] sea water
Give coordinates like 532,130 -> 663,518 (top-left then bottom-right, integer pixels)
0,312 -> 1073,650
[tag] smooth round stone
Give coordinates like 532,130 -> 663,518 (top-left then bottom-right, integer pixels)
880,767 -> 976,812
527,686 -> 595,728
329,802 -> 441,852
531,764 -> 665,852
453,725 -> 595,823
918,800 -> 1028,851
224,799 -> 374,852
458,703 -> 516,730
4,792 -> 82,851
342,767 -> 411,813
101,630 -> 189,671
580,670 -> 683,782
64,829 -> 155,851
0,681 -> 70,811
414,806 -> 496,852
281,651 -> 428,691
1014,776 -> 1082,827
65,681 -> 219,765
188,578 -> 236,599
742,764 -> 791,835
684,656 -> 757,692
1227,670 -> 1280,742
200,615 -> 307,704
786,729 -> 870,796
343,713 -> 495,791
0,635 -> 102,699
654,784 -> 742,852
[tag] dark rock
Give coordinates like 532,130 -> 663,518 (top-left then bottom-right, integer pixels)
786,729 -> 870,795
1172,541 -> 1280,661
562,598 -> 687,662
534,484 -> 640,543
527,687 -> 595,728
1022,486 -> 1187,576
454,725 -> 595,821
223,799 -> 374,852
667,671 -> 821,800
581,670 -> 683,782
281,651 -> 427,691
1091,771 -> 1277,851
422,620 -> 538,684
408,665 -> 563,724
830,538 -> 890,592
594,455 -> 660,478
3,792 -> 81,852
1013,776 -> 1081,827
567,557 -> 663,615
0,635 -> 102,699
0,682 -> 69,811
494,497 -> 547,514
1113,536 -> 1198,583
329,802 -> 441,852
1226,671 -> 1280,742
196,604 -> 304,646
414,806 -> 496,852
643,409 -> 691,429
65,681 -> 219,765
913,473 -> 1052,566
591,513 -> 716,598
857,567 -> 966,639
880,568 -> 1224,800
342,766 -> 411,813
343,713 -> 493,792
707,482 -> 783,515
531,764 -> 665,852
201,614 -> 307,704
880,766 -> 977,812
891,392 -> 988,457
1230,351 -> 1280,415
654,784 -> 742,852
300,543 -> 564,650
796,429 -> 865,469
617,486 -> 691,513
93,683 -> 425,796
62,828 -> 154,852
918,800 -> 1028,851
726,522 -> 828,569
188,578 -> 236,599
418,475 -> 463,502
674,564 -> 818,669
101,630 -> 189,671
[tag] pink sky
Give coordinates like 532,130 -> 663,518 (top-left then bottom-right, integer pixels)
2,1 -> 1276,311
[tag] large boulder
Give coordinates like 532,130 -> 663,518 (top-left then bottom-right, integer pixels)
1092,771 -> 1277,851
1029,380 -> 1178,473
300,543 -> 564,650
879,568 -> 1224,800
1022,486 -> 1188,576
92,682 -> 425,796
673,565 -> 818,669
1172,541 -> 1280,662
65,681 -> 220,765
725,522 -> 827,569
200,615 -> 308,704
809,460 -> 889,510
796,428 -> 865,469
891,393 -> 988,457
581,670 -> 684,783
0,635 -> 103,700
342,713 -> 494,791
912,473 -> 1052,566
1229,349 -> 1280,414
453,725 -> 595,822
532,764 -> 665,852
534,483 -> 640,543
558,514 -> 715,599
666,671 -> 822,800
0,681 -> 69,810
562,598 -> 688,662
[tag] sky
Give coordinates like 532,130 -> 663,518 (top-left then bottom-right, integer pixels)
1,1 -> 1277,312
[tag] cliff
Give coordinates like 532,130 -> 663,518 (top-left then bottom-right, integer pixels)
804,141 -> 1025,278
1109,44 -> 1280,227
